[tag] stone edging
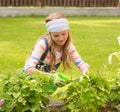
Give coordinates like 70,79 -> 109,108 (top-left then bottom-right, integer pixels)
0,7 -> 120,17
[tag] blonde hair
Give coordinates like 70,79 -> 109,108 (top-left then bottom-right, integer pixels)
45,12 -> 72,70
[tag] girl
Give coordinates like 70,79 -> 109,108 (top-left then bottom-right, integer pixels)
23,12 -> 90,75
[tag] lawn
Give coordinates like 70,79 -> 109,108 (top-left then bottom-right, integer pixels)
0,16 -> 120,79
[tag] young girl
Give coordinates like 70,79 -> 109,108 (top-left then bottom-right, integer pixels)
23,12 -> 90,75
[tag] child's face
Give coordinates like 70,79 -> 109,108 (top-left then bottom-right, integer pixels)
50,30 -> 68,46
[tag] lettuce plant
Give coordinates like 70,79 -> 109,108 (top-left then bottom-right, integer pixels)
0,73 -> 50,112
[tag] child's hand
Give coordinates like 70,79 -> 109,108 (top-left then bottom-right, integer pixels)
82,66 -> 90,74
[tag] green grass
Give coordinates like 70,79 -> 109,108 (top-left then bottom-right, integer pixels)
0,16 -> 120,79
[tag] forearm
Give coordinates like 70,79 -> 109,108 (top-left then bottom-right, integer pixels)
69,44 -> 90,73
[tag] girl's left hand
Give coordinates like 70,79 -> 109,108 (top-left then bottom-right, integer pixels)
82,66 -> 90,74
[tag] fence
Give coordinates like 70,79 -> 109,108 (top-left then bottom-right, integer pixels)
41,0 -> 119,7
0,0 -> 119,7
0,0 -> 41,7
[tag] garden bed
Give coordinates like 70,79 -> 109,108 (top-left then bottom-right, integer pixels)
0,73 -> 119,112
47,99 -> 119,112
47,100 -> 63,112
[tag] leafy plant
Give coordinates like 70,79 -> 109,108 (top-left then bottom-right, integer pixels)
110,74 -> 120,111
53,73 -> 110,112
0,73 -> 51,112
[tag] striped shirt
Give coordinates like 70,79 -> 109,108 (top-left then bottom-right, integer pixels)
23,37 -> 89,72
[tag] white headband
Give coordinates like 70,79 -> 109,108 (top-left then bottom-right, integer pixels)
46,18 -> 69,32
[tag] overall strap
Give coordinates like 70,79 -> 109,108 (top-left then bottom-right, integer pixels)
55,62 -> 61,70
36,37 -> 61,72
40,38 -> 61,68
40,38 -> 48,61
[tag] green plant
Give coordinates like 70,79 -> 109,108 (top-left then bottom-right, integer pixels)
110,74 -> 120,111
53,73 -> 110,112
0,73 -> 51,112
